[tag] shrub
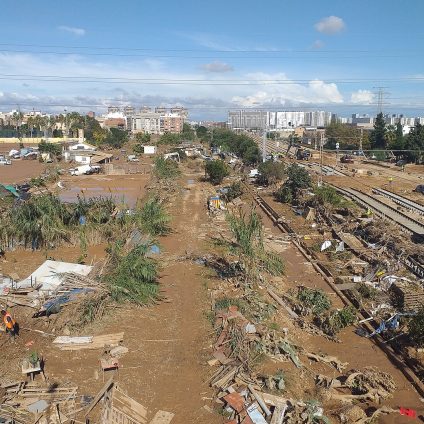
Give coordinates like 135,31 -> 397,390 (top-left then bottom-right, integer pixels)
409,308 -> 424,346
314,185 -> 345,207
297,287 -> 332,315
223,181 -> 244,202
317,306 -> 356,336
205,160 -> 229,185
106,243 -> 159,305
275,185 -> 293,203
138,197 -> 170,236
257,161 -> 285,186
153,156 -> 180,180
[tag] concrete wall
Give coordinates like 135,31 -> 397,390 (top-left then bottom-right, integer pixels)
0,137 -> 79,144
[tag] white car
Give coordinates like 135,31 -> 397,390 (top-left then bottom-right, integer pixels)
0,158 -> 12,165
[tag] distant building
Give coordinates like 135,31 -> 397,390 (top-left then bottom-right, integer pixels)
170,106 -> 188,119
351,114 -> 374,128
131,112 -> 162,134
123,106 -> 135,117
103,118 -> 126,129
228,110 -> 332,130
107,106 -> 121,114
87,111 -> 96,118
161,114 -> 184,133
155,107 -> 168,115
228,110 -> 268,130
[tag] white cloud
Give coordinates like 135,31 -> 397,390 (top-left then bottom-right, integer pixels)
311,40 -> 324,49
0,53 -> 351,119
232,73 -> 343,107
314,16 -> 345,35
201,61 -> 234,73
351,90 -> 375,104
58,25 -> 86,36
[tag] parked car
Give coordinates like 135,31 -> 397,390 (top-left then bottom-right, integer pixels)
340,155 -> 354,164
0,158 -> 11,165
127,155 -> 140,162
414,185 -> 424,194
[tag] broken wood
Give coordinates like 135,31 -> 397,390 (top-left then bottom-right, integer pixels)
248,385 -> 271,417
267,289 -> 298,319
304,352 -> 347,372
149,410 -> 174,424
84,376 -> 114,418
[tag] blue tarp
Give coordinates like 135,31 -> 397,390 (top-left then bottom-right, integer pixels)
43,288 -> 94,315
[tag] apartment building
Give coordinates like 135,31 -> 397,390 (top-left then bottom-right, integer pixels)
228,110 -> 332,130
161,114 -> 184,133
131,112 -> 162,134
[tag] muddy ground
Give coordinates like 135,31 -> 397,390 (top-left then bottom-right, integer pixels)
1,156 -> 424,423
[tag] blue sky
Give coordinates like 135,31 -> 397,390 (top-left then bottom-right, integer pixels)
0,0 -> 424,119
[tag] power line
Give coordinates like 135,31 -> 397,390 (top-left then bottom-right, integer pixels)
0,43 -> 421,54
0,48 -> 421,60
1,74 -> 424,85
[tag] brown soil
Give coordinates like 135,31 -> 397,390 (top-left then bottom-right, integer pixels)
0,170 -> 222,424
2,159 -> 424,423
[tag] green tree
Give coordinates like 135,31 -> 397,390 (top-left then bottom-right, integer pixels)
205,160 -> 229,185
38,140 -> 62,158
135,132 -> 151,143
158,133 -> 181,145
388,122 -> 405,157
209,129 -> 260,165
404,123 -> 424,163
275,164 -> 312,203
325,121 -> 360,149
369,113 -> 387,149
196,125 -> 208,139
105,128 -> 128,148
257,161 -> 285,186
181,122 -> 195,141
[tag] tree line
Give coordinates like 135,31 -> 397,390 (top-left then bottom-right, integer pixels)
325,113 -> 424,163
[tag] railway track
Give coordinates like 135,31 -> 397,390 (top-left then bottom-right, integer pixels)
373,187 -> 424,216
330,185 -> 424,239
247,186 -> 424,397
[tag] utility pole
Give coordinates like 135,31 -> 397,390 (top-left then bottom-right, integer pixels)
318,132 -> 324,187
359,127 -> 363,153
262,129 -> 267,163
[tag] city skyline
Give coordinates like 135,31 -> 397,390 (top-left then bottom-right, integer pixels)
1,0 -> 424,119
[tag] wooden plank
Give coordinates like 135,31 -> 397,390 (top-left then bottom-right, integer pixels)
270,405 -> 287,424
56,333 -> 124,350
84,377 -> 114,418
53,336 -> 93,344
113,388 -> 147,423
149,410 -> 175,424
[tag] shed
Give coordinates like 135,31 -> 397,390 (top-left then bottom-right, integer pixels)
143,145 -> 157,155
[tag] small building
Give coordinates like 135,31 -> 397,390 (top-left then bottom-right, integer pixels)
64,151 -> 112,164
68,142 -> 96,152
143,145 -> 157,154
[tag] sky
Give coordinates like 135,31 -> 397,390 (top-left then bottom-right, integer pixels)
0,0 -> 424,120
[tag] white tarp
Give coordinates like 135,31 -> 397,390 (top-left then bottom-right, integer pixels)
18,260 -> 93,295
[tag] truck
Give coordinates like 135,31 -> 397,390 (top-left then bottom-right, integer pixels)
296,148 -> 311,161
